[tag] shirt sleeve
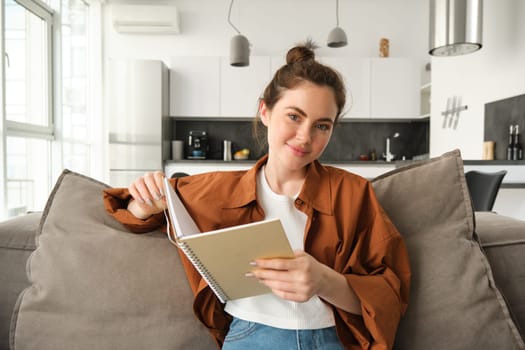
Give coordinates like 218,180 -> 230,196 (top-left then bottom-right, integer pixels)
103,185 -> 167,233
336,183 -> 411,349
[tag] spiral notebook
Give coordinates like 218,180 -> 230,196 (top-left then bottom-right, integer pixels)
163,177 -> 294,303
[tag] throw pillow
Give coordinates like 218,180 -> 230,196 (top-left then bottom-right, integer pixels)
10,170 -> 216,350
476,211 -> 525,337
372,149 -> 525,349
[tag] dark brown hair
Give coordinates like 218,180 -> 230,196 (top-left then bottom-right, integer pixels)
253,40 -> 346,149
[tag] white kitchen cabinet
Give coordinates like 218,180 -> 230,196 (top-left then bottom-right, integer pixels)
170,56 -> 220,117
169,55 -> 421,119
220,56 -> 271,117
370,58 -> 420,119
320,57 -> 371,119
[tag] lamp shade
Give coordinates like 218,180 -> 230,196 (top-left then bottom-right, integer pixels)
429,0 -> 483,56
230,34 -> 250,67
327,27 -> 348,48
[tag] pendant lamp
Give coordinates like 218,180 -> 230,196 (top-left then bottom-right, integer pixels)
327,0 -> 348,48
429,0 -> 483,56
228,0 -> 249,67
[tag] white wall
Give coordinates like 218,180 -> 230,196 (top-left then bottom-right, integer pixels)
430,0 -> 525,159
429,0 -> 525,220
103,0 -> 429,63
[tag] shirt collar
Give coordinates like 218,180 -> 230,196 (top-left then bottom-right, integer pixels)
222,155 -> 333,216
299,160 -> 333,216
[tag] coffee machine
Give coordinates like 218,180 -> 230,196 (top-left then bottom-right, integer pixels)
187,130 -> 208,159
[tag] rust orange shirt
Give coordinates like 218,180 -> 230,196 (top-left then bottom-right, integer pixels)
103,156 -> 410,350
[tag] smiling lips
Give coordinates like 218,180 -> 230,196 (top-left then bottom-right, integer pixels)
287,143 -> 310,157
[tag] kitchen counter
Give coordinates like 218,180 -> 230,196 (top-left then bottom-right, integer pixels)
165,159 -> 403,166
462,160 -> 525,188
164,159 -> 398,180
165,159 -> 525,165
165,159 -> 525,167
164,158 -> 525,221
165,159 -> 525,188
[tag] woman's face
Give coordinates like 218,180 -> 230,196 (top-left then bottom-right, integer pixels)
260,81 -> 338,172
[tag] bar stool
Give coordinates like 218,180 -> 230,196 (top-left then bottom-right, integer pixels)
170,172 -> 190,178
464,170 -> 507,211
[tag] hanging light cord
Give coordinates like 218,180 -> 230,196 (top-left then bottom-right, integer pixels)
335,0 -> 340,27
228,0 -> 241,34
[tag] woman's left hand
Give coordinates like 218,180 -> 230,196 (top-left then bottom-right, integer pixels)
249,250 -> 329,303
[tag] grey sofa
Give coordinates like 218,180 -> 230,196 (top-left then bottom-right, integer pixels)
1,211 -> 524,350
1,150 -> 524,350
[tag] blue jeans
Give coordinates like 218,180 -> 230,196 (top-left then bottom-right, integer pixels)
222,317 -> 344,350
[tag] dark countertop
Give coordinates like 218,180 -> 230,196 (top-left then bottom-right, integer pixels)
463,160 -> 525,165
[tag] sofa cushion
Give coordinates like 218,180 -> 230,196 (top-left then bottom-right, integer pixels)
476,211 -> 525,338
10,170 -> 215,350
0,212 -> 40,350
372,149 -> 525,349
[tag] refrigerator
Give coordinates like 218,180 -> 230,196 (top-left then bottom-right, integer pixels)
107,59 -> 170,187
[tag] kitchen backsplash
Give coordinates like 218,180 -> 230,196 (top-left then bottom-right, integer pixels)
485,93 -> 525,160
170,117 -> 429,162
320,120 -> 429,162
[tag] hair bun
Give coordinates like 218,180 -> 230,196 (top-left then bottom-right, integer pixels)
286,40 -> 318,64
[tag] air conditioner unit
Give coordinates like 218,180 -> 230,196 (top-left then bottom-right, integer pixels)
111,4 -> 180,35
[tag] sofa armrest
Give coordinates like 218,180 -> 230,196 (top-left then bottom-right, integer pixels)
475,211 -> 525,339
0,212 -> 40,350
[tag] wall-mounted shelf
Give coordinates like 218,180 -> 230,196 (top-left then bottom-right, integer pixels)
420,83 -> 431,118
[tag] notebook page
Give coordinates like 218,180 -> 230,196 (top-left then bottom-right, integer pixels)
163,177 -> 201,238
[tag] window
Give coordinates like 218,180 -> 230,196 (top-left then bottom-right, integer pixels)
2,0 -> 92,218
5,0 -> 52,131
4,0 -> 53,217
6,136 -> 50,216
60,0 -> 90,174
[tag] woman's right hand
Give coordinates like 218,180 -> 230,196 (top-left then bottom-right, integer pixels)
127,171 -> 167,220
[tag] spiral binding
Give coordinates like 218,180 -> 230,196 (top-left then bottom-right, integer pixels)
163,210 -> 229,303
178,242 -> 229,303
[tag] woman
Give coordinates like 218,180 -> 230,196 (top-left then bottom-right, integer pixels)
104,42 -> 410,350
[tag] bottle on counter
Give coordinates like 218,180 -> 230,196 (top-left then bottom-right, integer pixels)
506,125 -> 514,160
223,140 -> 232,161
512,124 -> 523,160
369,149 -> 377,161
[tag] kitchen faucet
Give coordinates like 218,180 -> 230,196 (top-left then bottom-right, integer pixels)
383,132 -> 400,162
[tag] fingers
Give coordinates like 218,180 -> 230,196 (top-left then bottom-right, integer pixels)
144,171 -> 165,200
254,257 -> 294,271
129,171 -> 166,208
250,269 -> 312,303
248,251 -> 321,302
253,250 -> 306,271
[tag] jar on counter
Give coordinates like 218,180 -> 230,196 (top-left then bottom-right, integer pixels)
369,149 -> 377,161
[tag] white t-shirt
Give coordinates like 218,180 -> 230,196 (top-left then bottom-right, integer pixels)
224,167 -> 335,330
